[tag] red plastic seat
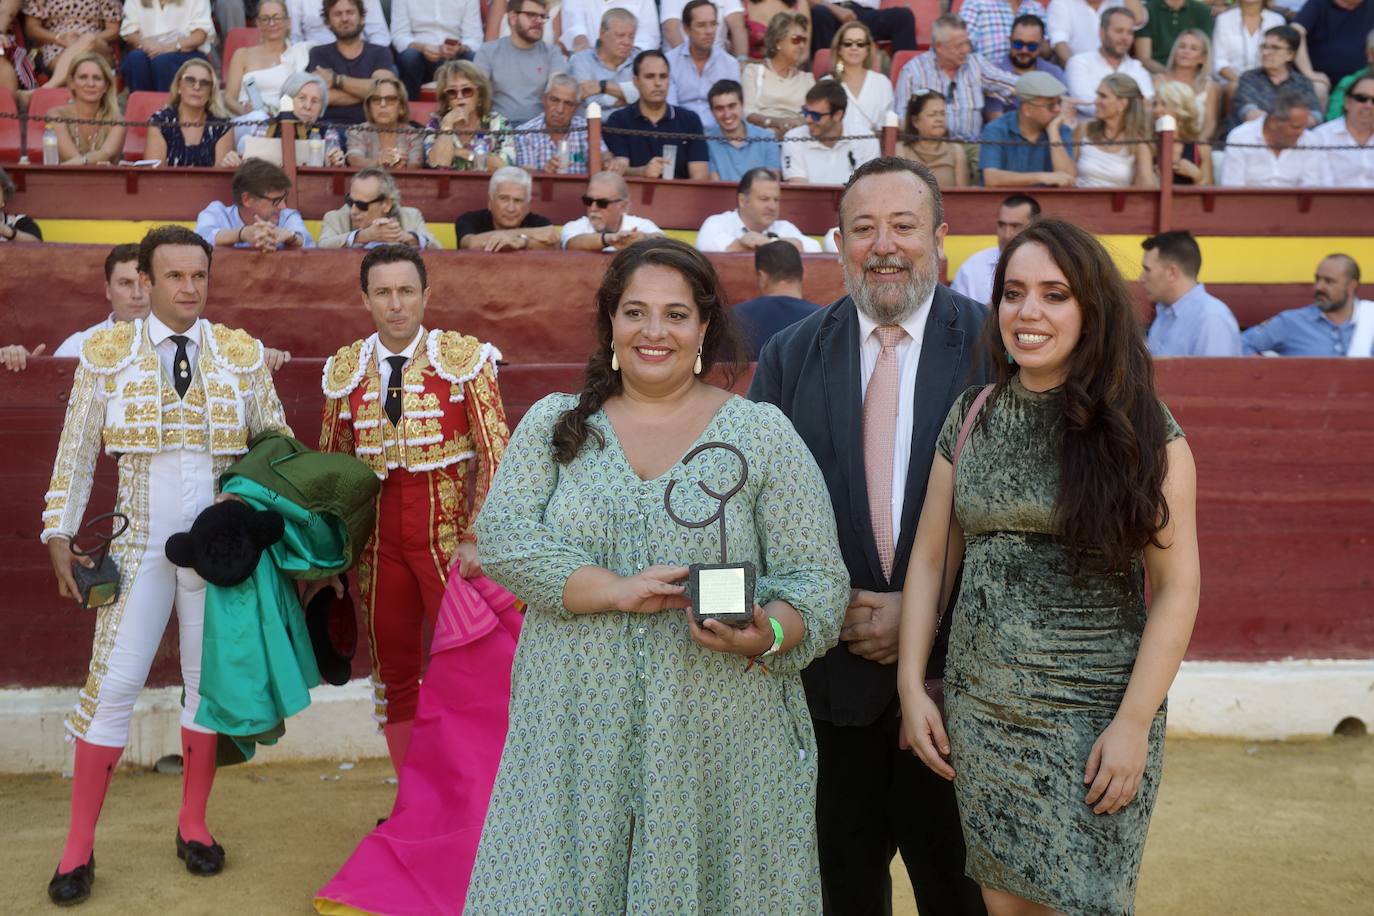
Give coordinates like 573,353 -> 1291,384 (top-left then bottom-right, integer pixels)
22,86 -> 73,157
889,49 -> 919,89
122,91 -> 167,161
813,48 -> 832,79
222,27 -> 261,80
408,99 -> 438,125
880,0 -> 941,50
0,88 -> 21,162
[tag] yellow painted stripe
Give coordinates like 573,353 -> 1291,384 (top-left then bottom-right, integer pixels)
34,221 -> 1373,285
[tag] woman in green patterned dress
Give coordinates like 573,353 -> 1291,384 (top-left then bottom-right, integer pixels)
897,219 -> 1201,916
466,238 -> 849,913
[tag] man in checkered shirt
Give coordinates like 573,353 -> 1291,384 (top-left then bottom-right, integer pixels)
516,72 -> 612,173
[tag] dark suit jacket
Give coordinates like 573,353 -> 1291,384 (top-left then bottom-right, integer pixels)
734,294 -> 822,359
747,286 -> 989,727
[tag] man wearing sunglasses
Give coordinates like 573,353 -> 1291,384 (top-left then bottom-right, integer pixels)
195,159 -> 314,251
1313,73 -> 1374,186
475,0 -> 568,126
561,170 -> 663,250
391,0 -> 481,100
958,0 -> 1047,61
319,167 -> 443,249
985,15 -> 1066,118
781,80 -> 880,184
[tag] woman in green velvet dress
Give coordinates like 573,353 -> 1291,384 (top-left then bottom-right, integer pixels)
897,219 -> 1201,916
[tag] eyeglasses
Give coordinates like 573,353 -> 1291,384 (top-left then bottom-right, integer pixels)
444,85 -> 478,100
787,34 -> 808,45
346,194 -> 386,209
581,195 -> 625,208
371,94 -> 401,105
256,14 -> 286,24
1260,42 -> 1290,52
1349,91 -> 1374,105
256,190 -> 289,207
840,39 -> 870,48
1009,39 -> 1040,51
180,76 -> 214,90
516,9 -> 549,20
800,106 -> 828,122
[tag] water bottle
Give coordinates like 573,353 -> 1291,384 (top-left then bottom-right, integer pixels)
472,133 -> 490,163
306,128 -> 324,167
557,138 -> 570,174
324,130 -> 342,166
42,127 -> 59,165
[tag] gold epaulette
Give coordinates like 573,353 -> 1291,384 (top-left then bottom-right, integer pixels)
206,323 -> 265,374
78,319 -> 139,374
322,338 -> 371,399
426,330 -> 496,386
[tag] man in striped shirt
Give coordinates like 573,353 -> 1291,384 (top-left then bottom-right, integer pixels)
959,0 -> 1049,60
894,14 -> 1019,140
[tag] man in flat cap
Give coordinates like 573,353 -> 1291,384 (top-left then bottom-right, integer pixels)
979,71 -> 1077,187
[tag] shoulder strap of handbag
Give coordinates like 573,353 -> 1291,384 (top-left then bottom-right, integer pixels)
935,384 -> 995,627
1347,299 -> 1374,358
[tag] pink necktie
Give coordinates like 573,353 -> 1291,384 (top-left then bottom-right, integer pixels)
863,325 -> 907,581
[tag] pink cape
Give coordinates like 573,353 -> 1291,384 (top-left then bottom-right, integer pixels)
314,571 -> 522,916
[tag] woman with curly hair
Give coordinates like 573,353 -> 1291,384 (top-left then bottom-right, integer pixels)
899,217 -> 1200,916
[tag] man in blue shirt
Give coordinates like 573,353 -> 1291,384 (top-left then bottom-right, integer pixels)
980,71 -> 1076,187
195,160 -> 314,252
1295,0 -> 1374,84
666,0 -> 741,132
733,241 -> 820,359
1140,230 -> 1242,356
985,15 -> 1068,119
604,49 -> 711,179
1243,254 -> 1373,355
705,78 -> 781,180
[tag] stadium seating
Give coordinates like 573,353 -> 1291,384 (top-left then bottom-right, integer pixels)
409,100 -> 438,125
122,91 -> 167,161
812,49 -> 832,79
881,0 -> 941,50
22,87 -> 71,158
889,50 -> 918,88
222,27 -> 261,79
0,87 -> 21,162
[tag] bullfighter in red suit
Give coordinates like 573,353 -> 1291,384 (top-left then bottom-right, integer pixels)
318,244 -> 510,774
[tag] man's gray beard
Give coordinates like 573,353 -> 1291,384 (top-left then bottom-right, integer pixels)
845,259 -> 938,325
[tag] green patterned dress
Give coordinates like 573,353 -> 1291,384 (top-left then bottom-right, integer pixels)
467,393 -> 849,914
937,377 -> 1184,916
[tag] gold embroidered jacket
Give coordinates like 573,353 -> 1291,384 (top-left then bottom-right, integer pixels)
41,318 -> 293,543
318,330 -> 511,543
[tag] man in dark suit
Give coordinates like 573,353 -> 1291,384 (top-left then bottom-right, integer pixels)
748,157 -> 989,916
734,241 -> 821,359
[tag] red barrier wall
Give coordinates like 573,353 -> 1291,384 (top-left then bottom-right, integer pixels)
2,357 -> 1371,689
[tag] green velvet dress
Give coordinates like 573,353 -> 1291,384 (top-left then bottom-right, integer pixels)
467,394 -> 849,915
937,377 -> 1184,916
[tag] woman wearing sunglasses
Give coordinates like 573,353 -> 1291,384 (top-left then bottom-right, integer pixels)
425,59 -> 515,171
223,0 -> 311,116
145,58 -> 235,167
894,90 -> 969,186
347,75 -> 424,168
743,11 -> 814,138
822,21 -> 893,136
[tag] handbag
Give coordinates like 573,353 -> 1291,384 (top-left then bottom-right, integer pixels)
923,384 -> 994,715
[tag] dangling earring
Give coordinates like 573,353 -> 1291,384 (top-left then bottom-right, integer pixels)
693,347 -> 703,375
1004,350 -> 1015,365
610,347 -> 620,371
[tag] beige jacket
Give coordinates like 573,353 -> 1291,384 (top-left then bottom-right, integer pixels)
316,205 -> 443,250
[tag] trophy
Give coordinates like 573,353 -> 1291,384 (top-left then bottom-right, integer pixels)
70,512 -> 129,610
663,442 -> 755,629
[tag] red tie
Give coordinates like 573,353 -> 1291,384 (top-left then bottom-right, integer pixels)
863,325 -> 907,580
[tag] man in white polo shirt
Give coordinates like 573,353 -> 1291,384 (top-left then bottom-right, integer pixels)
561,170 -> 664,251
1220,92 -> 1333,187
782,81 -> 881,185
1048,0 -> 1142,64
950,193 -> 1040,305
1064,6 -> 1153,115
696,167 -> 821,252
1313,73 -> 1374,188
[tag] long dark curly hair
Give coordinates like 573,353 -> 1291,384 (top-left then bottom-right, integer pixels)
552,238 -> 747,463
979,218 -> 1172,574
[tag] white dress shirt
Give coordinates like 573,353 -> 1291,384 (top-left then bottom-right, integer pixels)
120,0 -> 214,54
54,315 -> 116,358
694,208 -> 821,252
288,0 -> 391,47
561,0 -> 661,54
1047,0 -> 1130,57
147,313 -> 201,387
781,125 -> 882,184
1219,118 -> 1333,187
1065,50 -> 1154,116
660,0 -> 743,49
1311,117 -> 1374,189
390,0 -> 483,53
375,326 -> 424,377
559,213 -> 662,249
857,291 -> 934,543
950,245 -> 1000,306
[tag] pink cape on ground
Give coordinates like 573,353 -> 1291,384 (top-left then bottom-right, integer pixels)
314,572 -> 523,916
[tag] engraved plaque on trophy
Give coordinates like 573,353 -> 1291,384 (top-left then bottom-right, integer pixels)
71,512 -> 130,610
663,442 -> 756,629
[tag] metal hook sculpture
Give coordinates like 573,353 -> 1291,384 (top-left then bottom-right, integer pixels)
662,442 -> 749,564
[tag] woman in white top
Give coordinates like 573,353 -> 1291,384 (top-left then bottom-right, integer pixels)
821,20 -> 893,136
1213,0 -> 1284,90
223,0 -> 310,115
743,11 -> 814,137
1158,29 -> 1219,140
1074,73 -> 1156,188
118,0 -> 214,92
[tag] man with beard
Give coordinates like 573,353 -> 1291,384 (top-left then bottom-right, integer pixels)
749,156 -> 990,916
475,0 -> 568,126
1140,230 -> 1242,357
1064,7 -> 1153,116
984,15 -> 1066,119
308,0 -> 397,123
1243,254 -> 1374,356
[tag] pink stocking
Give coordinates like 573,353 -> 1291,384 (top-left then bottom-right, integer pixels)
58,739 -> 124,873
177,728 -> 218,845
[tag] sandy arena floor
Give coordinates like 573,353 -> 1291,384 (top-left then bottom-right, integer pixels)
1,737 -> 1370,915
